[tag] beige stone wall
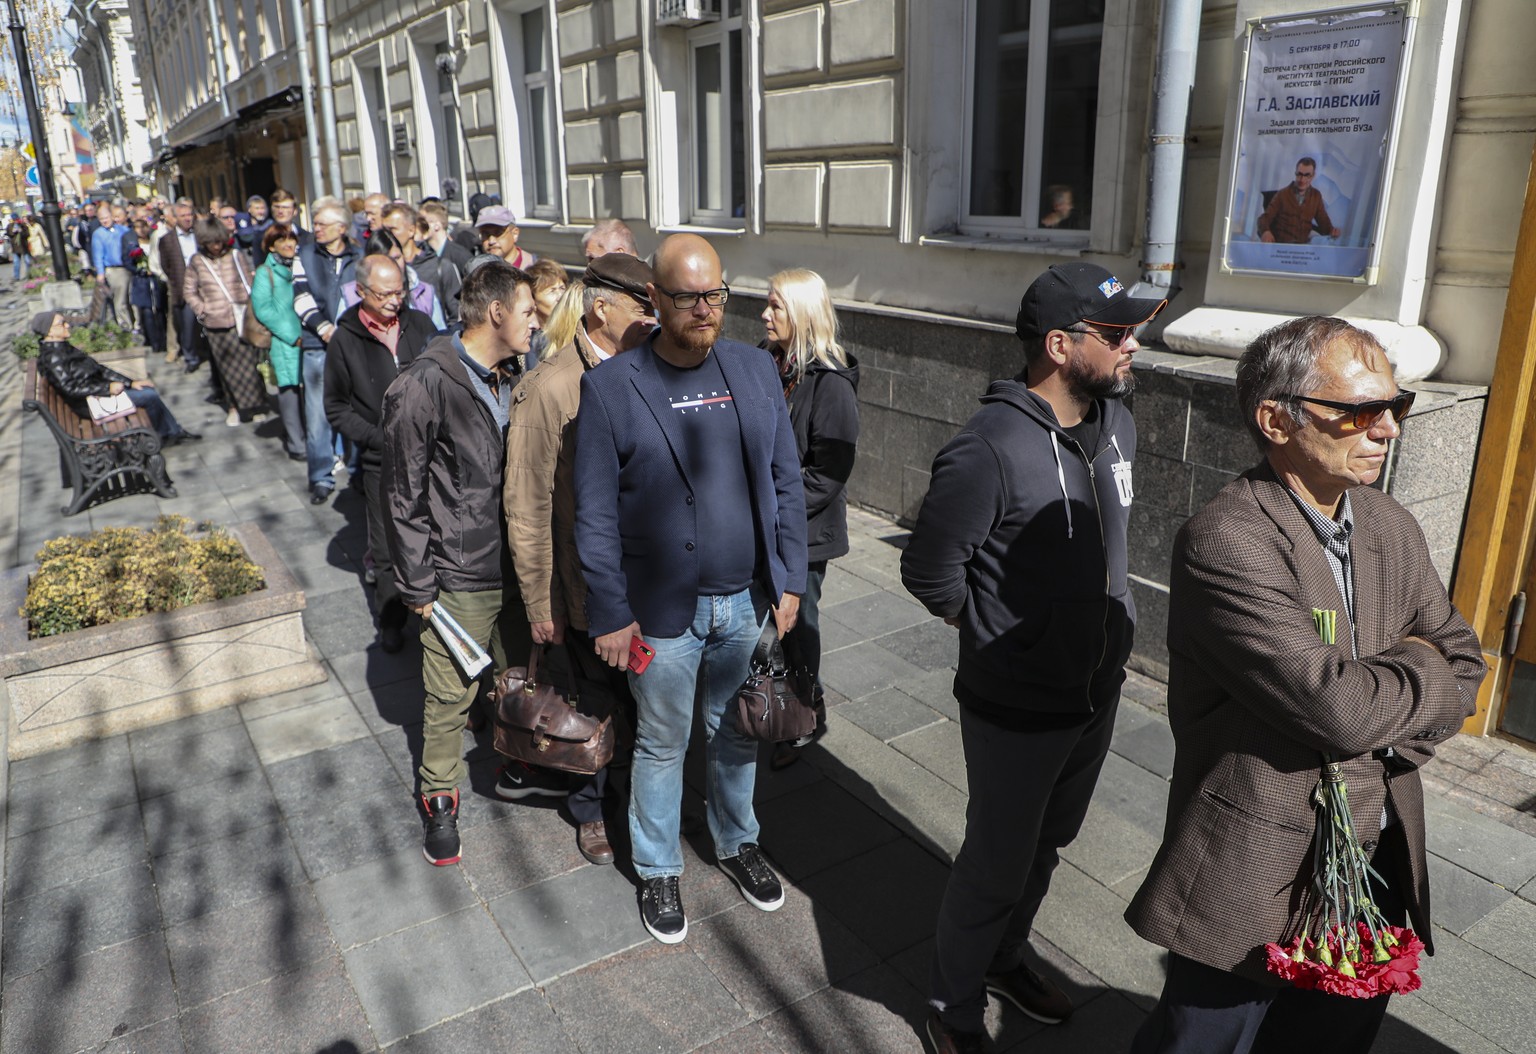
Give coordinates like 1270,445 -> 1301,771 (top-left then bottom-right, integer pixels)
761,0 -> 901,233
559,0 -> 646,224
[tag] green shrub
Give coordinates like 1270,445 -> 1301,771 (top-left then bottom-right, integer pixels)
11,331 -> 38,359
70,320 -> 134,355
23,516 -> 267,638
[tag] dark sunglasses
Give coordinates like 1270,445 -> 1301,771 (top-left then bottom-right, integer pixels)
1281,390 -> 1416,430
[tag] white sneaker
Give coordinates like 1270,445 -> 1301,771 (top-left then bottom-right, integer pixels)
225,408 -> 240,427
332,455 -> 346,477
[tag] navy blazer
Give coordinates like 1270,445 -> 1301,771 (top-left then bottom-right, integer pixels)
573,335 -> 809,638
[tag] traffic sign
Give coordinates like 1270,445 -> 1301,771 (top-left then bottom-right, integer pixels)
20,142 -> 34,160
25,165 -> 38,187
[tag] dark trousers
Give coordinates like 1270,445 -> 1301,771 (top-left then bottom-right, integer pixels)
174,302 -> 203,367
783,560 -> 828,702
931,695 -> 1120,1033
563,626 -> 637,824
1129,823 -> 1409,1054
361,465 -> 403,616
125,386 -> 185,439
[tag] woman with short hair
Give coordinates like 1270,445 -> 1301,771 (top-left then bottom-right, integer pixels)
251,223 -> 307,459
760,268 -> 861,769
183,217 -> 268,426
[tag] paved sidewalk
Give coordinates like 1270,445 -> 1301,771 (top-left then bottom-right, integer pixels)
1,282 -> 1532,1052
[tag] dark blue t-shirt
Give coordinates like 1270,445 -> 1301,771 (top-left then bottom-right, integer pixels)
651,351 -> 757,595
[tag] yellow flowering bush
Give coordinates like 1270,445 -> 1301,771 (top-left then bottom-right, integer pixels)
23,516 -> 266,638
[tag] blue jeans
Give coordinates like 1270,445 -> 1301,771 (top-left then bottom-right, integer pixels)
126,386 -> 186,439
301,348 -> 334,491
627,587 -> 768,879
12,252 -> 29,279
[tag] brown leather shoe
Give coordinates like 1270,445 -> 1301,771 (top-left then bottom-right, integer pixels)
923,1011 -> 992,1054
577,821 -> 614,865
984,961 -> 1073,1024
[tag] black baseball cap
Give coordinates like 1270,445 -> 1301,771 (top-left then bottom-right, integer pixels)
1015,263 -> 1166,340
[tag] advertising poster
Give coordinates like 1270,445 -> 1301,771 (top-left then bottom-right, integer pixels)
1222,5 -> 1409,281
68,106 -> 96,192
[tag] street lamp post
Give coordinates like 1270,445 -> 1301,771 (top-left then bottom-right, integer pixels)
5,0 -> 68,277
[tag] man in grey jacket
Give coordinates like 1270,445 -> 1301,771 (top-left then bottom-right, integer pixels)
901,263 -> 1163,1054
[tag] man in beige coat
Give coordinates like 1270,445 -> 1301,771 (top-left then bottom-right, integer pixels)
502,251 -> 657,864
1125,316 -> 1485,1053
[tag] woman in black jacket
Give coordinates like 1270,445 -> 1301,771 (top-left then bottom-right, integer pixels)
760,269 -> 860,769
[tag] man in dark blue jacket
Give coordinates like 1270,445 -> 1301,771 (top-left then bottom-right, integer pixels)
292,203 -> 362,504
574,233 -> 807,945
901,263 -> 1164,1054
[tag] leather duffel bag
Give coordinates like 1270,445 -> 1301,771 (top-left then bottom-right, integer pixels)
491,645 -> 615,775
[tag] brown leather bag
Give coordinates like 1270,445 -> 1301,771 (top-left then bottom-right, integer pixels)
734,623 -> 818,743
491,646 -> 614,775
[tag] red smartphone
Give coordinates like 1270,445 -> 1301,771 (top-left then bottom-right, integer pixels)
627,635 -> 655,675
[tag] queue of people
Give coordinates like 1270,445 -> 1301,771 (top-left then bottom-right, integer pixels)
22,187 -> 1483,1054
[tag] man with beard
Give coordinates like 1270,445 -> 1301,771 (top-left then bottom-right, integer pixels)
901,263 -> 1164,1053
573,233 -> 807,944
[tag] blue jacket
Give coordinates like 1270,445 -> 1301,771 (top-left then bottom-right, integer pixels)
574,335 -> 809,638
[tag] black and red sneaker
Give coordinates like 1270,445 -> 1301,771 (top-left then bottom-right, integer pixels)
421,789 -> 461,866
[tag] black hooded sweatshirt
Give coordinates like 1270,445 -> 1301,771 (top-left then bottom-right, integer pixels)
901,379 -> 1137,722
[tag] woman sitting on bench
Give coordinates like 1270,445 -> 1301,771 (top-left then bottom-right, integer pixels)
33,311 -> 201,446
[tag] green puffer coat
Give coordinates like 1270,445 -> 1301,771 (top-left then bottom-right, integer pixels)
251,256 -> 302,388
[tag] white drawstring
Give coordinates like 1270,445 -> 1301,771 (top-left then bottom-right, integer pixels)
1050,431 -> 1073,539
1110,434 -> 1126,462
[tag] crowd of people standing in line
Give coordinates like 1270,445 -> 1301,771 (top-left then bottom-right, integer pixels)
23,183 -> 1476,1054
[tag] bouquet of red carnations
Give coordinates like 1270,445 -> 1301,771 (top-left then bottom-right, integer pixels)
1263,758 -> 1425,998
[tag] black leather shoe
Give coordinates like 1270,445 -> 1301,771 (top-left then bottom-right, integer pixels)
309,485 -> 332,505
178,431 -> 202,442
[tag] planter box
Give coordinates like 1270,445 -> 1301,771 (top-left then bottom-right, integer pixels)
95,345 -> 149,382
0,522 -> 327,759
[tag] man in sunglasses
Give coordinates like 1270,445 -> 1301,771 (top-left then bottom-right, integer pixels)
573,233 -> 807,944
902,262 -> 1164,1052
1126,316 -> 1485,1052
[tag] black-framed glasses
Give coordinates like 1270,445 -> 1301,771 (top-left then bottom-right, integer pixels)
1066,323 -> 1140,348
654,283 -> 730,310
1295,170 -> 1314,179
1281,390 -> 1416,430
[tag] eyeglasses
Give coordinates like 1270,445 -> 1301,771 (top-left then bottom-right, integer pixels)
360,285 -> 405,302
654,284 -> 730,310
1295,170 -> 1314,179
1066,323 -> 1140,349
1281,390 -> 1416,430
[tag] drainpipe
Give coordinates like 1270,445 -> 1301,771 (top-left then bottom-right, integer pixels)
285,0 -> 323,206
204,0 -> 231,117
1134,0 -> 1204,306
312,0 -> 342,198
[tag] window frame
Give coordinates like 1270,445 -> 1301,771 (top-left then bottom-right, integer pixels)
958,0 -> 1102,240
685,10 -> 746,228
488,0 -> 565,223
352,49 -> 395,199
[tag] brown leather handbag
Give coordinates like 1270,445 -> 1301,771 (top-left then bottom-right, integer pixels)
491,646 -> 615,775
734,623 -> 818,743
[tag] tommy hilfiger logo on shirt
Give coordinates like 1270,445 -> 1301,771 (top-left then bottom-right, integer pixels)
670,389 -> 733,413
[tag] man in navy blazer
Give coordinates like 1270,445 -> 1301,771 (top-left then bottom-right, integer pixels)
574,233 -> 808,944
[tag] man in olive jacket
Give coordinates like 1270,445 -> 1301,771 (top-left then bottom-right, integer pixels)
1125,316 -> 1485,1052
380,260 -> 540,867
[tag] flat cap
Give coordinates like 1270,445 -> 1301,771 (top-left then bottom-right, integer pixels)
584,252 -> 654,303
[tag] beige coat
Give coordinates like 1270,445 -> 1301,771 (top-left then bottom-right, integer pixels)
1124,464 -> 1485,981
503,329 -> 606,629
183,249 -> 252,330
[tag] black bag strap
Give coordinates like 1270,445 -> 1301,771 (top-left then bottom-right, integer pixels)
750,620 -> 786,676
522,640 -> 579,704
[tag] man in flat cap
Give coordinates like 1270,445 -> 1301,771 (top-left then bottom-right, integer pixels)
502,252 -> 658,865
901,263 -> 1165,1053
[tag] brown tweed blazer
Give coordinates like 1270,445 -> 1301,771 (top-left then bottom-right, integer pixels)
1125,462 -> 1485,982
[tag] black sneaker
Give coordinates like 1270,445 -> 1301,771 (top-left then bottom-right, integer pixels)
924,1011 -> 992,1054
639,876 -> 687,944
984,961 -> 1073,1024
494,762 -> 569,801
719,843 -> 784,911
421,790 -> 460,866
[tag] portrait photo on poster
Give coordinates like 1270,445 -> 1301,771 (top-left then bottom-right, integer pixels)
1222,3 -> 1412,283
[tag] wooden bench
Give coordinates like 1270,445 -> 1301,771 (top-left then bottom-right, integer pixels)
22,360 -> 176,516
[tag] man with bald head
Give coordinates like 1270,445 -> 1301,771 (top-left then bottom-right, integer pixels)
574,234 -> 808,943
325,253 -> 439,651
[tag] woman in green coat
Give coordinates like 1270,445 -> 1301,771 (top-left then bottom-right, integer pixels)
251,224 -> 305,459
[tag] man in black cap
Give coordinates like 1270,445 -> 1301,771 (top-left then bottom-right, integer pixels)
502,251 -> 658,865
901,263 -> 1164,1053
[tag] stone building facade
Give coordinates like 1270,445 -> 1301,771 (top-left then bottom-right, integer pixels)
321,0 -> 1532,734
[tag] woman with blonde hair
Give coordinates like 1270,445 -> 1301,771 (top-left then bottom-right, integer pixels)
760,267 -> 861,769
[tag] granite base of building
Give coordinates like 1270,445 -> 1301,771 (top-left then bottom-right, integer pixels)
723,297 -> 1489,682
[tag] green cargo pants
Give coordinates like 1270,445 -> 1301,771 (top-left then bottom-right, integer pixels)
418,587 -> 531,794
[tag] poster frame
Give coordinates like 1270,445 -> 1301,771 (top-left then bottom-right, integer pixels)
1219,1 -> 1417,285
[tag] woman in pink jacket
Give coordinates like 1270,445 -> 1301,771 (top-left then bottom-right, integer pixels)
183,218 -> 269,426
